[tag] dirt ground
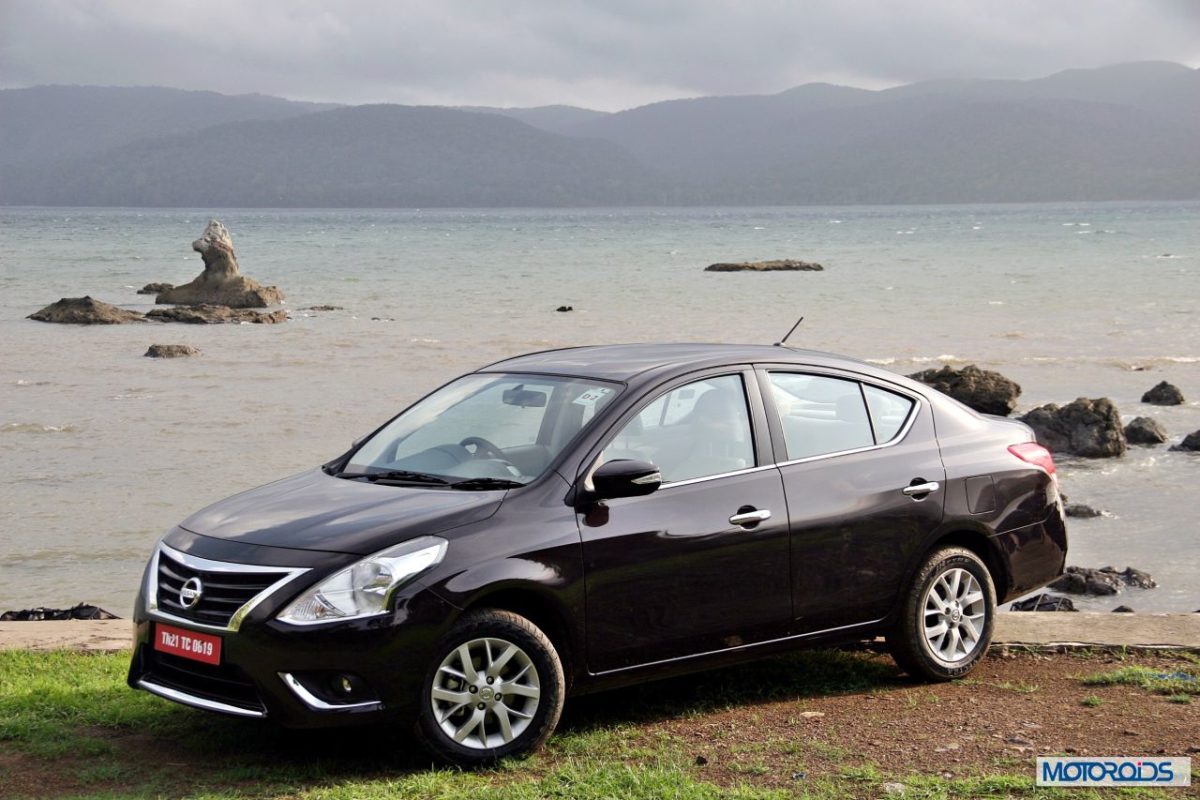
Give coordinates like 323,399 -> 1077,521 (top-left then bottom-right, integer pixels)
2,649 -> 1197,798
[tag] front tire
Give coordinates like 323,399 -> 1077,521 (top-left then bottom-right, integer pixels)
887,546 -> 995,681
415,609 -> 565,766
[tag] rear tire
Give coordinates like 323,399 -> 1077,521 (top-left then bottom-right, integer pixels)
887,546 -> 995,681
415,609 -> 565,766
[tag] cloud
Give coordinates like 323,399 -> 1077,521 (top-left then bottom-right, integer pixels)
1,0 -> 1197,110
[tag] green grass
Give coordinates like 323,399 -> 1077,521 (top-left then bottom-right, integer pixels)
1079,695 -> 1102,708
1080,665 -> 1200,697
1,648 -> 1190,800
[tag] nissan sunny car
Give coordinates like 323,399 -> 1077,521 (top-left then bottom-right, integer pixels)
129,343 -> 1067,764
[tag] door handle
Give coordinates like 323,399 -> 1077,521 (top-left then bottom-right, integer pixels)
729,508 -> 772,526
902,481 -> 940,497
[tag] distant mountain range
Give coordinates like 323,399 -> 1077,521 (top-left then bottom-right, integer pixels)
2,62 -> 1197,207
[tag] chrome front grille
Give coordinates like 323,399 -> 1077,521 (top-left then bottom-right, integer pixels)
149,543 -> 307,631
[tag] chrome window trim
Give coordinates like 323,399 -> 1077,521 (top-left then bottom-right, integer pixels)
765,371 -> 923,468
137,677 -> 266,718
147,542 -> 310,633
656,464 -> 778,490
278,672 -> 384,713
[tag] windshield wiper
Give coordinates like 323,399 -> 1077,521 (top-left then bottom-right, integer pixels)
333,469 -> 450,485
449,477 -> 526,490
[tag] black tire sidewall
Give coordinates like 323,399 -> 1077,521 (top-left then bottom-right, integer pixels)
415,610 -> 564,765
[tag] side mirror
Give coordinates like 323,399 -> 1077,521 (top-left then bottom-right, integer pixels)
592,459 -> 661,500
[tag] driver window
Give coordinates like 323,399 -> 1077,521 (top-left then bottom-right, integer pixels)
602,375 -> 754,483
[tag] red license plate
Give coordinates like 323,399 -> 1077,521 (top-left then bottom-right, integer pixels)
153,623 -> 222,665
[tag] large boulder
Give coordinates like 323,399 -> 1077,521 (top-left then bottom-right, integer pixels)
908,364 -> 1021,416
146,305 -> 287,324
1019,397 -> 1126,458
137,282 -> 174,295
1171,430 -> 1200,452
28,296 -> 145,324
156,220 -> 284,308
705,259 -> 824,272
1124,416 -> 1168,445
1141,381 -> 1184,406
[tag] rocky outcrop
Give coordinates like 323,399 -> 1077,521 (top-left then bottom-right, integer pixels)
1124,416 -> 1168,445
156,220 -> 284,308
1010,594 -> 1076,612
705,259 -> 824,272
1171,430 -> 1200,452
1019,397 -> 1126,458
908,364 -> 1021,416
28,296 -> 145,325
146,305 -> 287,325
144,344 -> 201,358
137,282 -> 174,295
1064,503 -> 1104,519
1,603 -> 119,621
1049,566 -> 1157,596
1141,381 -> 1184,406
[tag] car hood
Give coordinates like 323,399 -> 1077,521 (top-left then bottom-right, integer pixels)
179,468 -> 504,555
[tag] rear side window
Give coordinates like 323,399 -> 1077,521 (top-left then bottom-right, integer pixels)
768,373 -> 874,459
863,384 -> 915,443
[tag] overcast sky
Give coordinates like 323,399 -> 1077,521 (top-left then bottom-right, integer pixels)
1,0 -> 1198,111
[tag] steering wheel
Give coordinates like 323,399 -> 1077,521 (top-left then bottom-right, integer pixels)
459,436 -> 508,461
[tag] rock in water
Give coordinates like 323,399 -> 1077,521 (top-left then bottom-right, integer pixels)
1141,381 -> 1184,406
1010,594 -> 1076,612
705,259 -> 824,272
1124,416 -> 1168,445
146,305 -> 288,324
28,296 -> 145,324
1112,605 -> 1135,613
1170,430 -> 1200,452
1,603 -> 119,621
1019,398 -> 1126,458
908,364 -> 1021,416
156,220 -> 284,308
1064,503 -> 1104,519
1049,565 -> 1157,595
137,282 -> 174,295
144,344 -> 201,358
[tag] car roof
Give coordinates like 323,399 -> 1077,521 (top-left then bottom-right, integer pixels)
479,342 -> 898,384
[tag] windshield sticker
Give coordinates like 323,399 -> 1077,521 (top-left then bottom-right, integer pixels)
573,387 -> 613,408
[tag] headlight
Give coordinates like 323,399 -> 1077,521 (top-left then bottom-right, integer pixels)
277,536 -> 447,625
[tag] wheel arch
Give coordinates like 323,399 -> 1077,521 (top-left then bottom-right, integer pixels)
923,528 -> 1011,602
459,585 -> 579,688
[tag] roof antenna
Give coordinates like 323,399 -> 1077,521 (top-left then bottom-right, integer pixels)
774,316 -> 804,347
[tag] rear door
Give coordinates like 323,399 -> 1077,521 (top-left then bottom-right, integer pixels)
758,368 -> 946,633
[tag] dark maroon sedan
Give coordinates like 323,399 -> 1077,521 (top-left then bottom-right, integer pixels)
129,343 -> 1066,764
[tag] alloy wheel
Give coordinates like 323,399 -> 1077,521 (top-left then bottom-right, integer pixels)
430,636 -> 541,749
921,567 -> 986,663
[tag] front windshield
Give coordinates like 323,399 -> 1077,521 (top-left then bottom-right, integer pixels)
343,373 -> 621,485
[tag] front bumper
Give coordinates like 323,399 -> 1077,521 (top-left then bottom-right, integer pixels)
127,536 -> 458,728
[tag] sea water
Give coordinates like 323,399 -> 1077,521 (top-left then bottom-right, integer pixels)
1,203 -> 1197,616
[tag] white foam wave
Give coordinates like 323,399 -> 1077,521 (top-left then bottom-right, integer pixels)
1,423 -> 77,434
910,354 -> 964,364
865,358 -> 896,365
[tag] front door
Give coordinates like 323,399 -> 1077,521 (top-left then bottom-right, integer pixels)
579,372 -> 792,673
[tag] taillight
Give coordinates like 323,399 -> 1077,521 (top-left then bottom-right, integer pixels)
1008,442 -> 1056,477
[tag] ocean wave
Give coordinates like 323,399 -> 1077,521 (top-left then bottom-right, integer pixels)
910,354 -> 964,364
1,423 -> 77,434
864,357 -> 896,365
12,379 -> 52,387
